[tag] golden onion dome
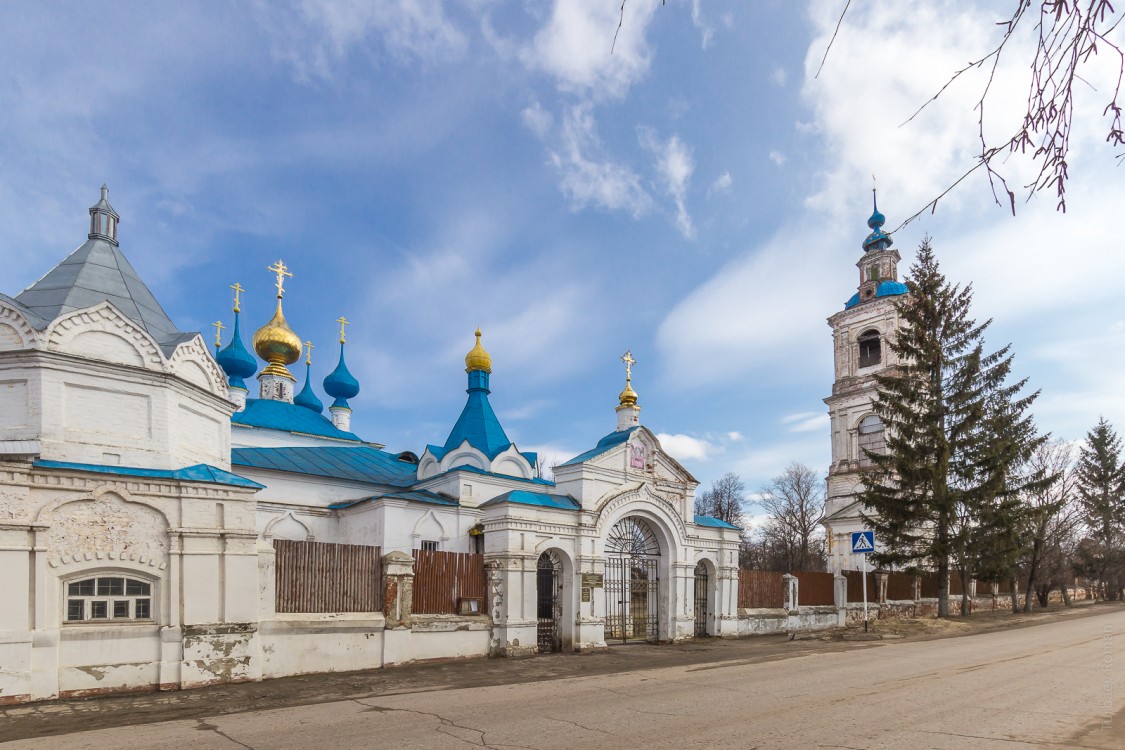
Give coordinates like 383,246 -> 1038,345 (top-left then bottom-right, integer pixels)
464,328 -> 492,373
618,380 -> 639,408
252,300 -> 301,380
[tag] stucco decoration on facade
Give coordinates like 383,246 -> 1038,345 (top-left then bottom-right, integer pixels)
168,334 -> 231,397
0,314 -> 37,354
41,489 -> 169,569
0,490 -> 30,522
263,511 -> 313,541
594,486 -> 688,556
411,509 -> 446,542
47,303 -> 165,370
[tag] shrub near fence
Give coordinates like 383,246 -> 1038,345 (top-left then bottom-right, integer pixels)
412,550 -> 487,614
738,569 -> 785,608
275,540 -> 382,613
794,571 -> 836,606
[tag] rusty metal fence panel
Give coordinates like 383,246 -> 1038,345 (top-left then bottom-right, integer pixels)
412,550 -> 487,614
794,571 -> 836,606
843,570 -> 879,602
886,571 -> 915,600
737,569 -> 785,609
275,539 -> 381,613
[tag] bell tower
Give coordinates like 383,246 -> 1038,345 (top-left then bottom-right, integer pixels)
822,192 -> 908,572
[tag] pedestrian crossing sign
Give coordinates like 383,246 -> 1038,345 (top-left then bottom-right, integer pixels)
851,531 -> 875,554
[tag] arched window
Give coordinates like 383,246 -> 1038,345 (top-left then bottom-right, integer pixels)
65,575 -> 153,622
857,329 -> 881,368
857,415 -> 886,461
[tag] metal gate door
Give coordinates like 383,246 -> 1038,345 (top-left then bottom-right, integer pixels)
604,517 -> 661,643
536,552 -> 561,653
694,562 -> 709,637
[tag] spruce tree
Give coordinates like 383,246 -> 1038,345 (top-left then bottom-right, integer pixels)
1075,418 -> 1125,599
860,238 -> 1042,617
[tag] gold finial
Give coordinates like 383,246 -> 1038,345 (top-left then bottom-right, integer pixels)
465,327 -> 492,373
212,320 -> 225,350
267,259 -> 293,299
230,282 -> 245,313
618,349 -> 639,409
336,316 -> 349,344
304,340 -> 315,366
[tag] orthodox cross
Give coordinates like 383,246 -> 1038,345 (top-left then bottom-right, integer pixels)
304,340 -> 315,365
267,260 -> 292,298
621,350 -> 635,381
212,321 -> 225,351
337,316 -> 349,344
230,282 -> 245,313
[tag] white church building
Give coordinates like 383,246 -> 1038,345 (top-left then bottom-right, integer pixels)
0,188 -> 742,703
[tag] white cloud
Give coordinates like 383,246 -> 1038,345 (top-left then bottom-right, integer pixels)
656,433 -> 714,462
709,171 -> 732,196
657,223 -> 841,386
549,104 -> 651,217
768,150 -> 787,166
521,101 -> 553,138
771,66 -> 787,87
520,0 -> 658,99
782,412 -> 830,433
639,127 -> 696,239
262,0 -> 468,80
691,0 -> 715,50
727,431 -> 744,442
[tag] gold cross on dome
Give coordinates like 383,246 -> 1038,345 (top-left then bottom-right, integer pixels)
621,350 -> 635,380
212,320 -> 225,349
304,340 -> 315,365
337,316 -> 349,344
267,260 -> 293,298
230,282 -> 245,313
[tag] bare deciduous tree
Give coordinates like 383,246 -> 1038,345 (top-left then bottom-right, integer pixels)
695,472 -> 746,528
1021,439 -> 1082,610
758,463 -> 826,572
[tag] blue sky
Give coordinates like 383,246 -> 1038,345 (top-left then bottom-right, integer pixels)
2,1 -> 1122,506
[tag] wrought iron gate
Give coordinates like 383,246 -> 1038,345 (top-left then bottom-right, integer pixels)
604,517 -> 661,642
536,552 -> 561,653
694,562 -> 709,637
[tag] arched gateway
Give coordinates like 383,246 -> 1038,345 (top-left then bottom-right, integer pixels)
604,516 -> 661,642
536,551 -> 562,653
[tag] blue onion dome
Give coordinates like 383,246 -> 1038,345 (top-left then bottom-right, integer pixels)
216,311 -> 257,389
323,341 -> 360,408
294,355 -> 324,413
862,189 -> 894,252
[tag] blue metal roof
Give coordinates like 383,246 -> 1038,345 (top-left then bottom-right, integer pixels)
481,490 -> 581,510
232,445 -> 417,486
33,460 -> 263,489
233,398 -> 362,442
844,280 -> 908,310
329,489 -> 457,510
694,514 -> 742,530
559,426 -> 638,467
435,370 -> 513,460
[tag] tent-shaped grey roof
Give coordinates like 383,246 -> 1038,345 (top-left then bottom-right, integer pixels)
14,238 -> 193,356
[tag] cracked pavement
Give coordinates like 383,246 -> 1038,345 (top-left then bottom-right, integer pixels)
2,604 -> 1122,749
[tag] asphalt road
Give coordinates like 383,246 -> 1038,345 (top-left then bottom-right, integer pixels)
3,607 -> 1123,749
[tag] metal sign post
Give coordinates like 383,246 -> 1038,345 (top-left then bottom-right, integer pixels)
851,531 -> 875,633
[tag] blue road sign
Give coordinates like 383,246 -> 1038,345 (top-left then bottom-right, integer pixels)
851,530 -> 875,554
